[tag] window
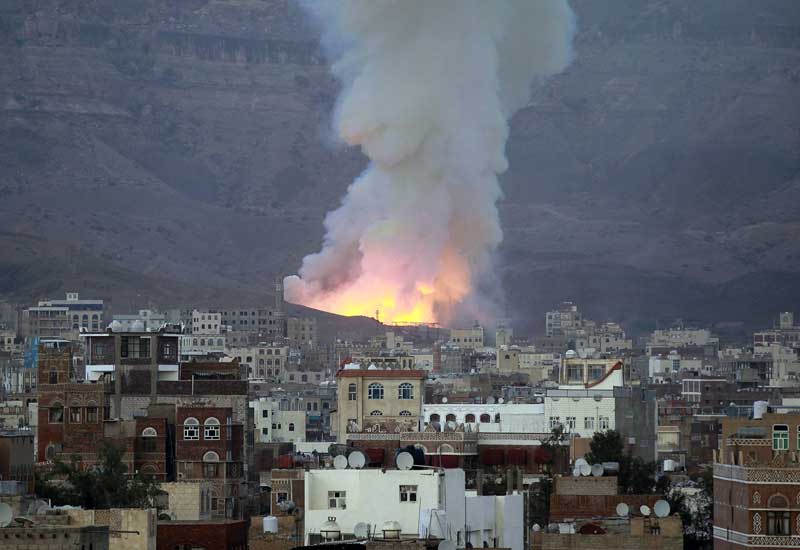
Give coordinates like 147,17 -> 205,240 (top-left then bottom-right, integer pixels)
288,423 -> 295,432
773,425 -> 789,450
262,427 -> 269,435
49,370 -> 58,384
566,416 -> 576,430
599,416 -> 610,430
399,410 -> 412,416
465,413 -> 476,423
588,365 -> 605,381
368,383 -> 384,400
69,403 -> 81,423
203,451 -> 219,478
141,427 -> 157,452
276,492 -> 288,503
398,383 -> 414,400
162,342 -> 175,356
184,417 -> 199,440
120,336 -> 150,359
584,417 -> 595,430
301,374 -> 308,382
262,410 -> 269,418
480,413 -> 491,423
400,485 -> 418,502
204,417 -> 220,440
370,410 -> 383,416
768,496 -> 790,535
49,403 -> 63,424
86,405 -> 98,423
328,491 -> 346,509
567,366 -> 583,382
549,417 -> 561,429
348,384 -> 357,401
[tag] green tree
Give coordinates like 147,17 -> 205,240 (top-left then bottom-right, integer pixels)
668,467 -> 713,550
583,430 -> 624,464
37,442 -> 160,509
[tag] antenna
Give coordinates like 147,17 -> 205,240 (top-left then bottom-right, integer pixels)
354,522 -> 370,539
591,463 -> 604,477
579,464 -> 591,477
654,500 -> 671,518
0,503 -> 11,528
348,450 -> 366,469
615,502 -> 629,517
640,505 -> 651,517
396,451 -> 414,471
333,455 -> 348,470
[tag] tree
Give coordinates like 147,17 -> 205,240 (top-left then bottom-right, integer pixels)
37,442 -> 160,509
668,467 -> 713,550
583,430 -> 624,464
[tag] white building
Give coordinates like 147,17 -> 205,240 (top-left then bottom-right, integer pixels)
249,397 -> 305,443
410,351 -> 434,372
546,302 -> 582,337
647,328 -> 718,351
543,361 -> 625,438
179,334 -> 227,362
304,468 -> 523,550
648,352 -> 703,383
448,325 -> 485,349
422,403 -> 546,433
192,310 -> 221,335
229,344 -> 289,380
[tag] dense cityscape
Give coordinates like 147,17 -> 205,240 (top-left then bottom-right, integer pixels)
0,289 -> 798,549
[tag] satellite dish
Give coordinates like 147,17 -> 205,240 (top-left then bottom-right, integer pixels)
438,540 -> 456,550
591,464 -> 604,477
396,451 -> 414,471
616,503 -> 629,517
333,455 -> 348,470
579,464 -> 591,476
348,450 -> 366,469
486,396 -> 495,404
640,505 -> 651,517
574,458 -> 588,468
498,398 -> 505,404
654,500 -> 671,518
354,522 -> 370,538
0,503 -> 12,528
441,397 -> 448,403
531,524 -> 541,532
572,467 -> 581,477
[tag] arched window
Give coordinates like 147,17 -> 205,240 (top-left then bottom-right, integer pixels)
446,413 -> 457,423
479,413 -> 491,423
204,417 -> 220,440
86,401 -> 98,422
465,414 -> 476,423
348,383 -> 357,401
429,414 -> 440,423
200,339 -> 205,346
288,423 -> 295,431
193,338 -> 198,346
140,464 -> 157,479
370,410 -> 383,416
398,383 -> 414,400
203,451 -> 219,478
768,494 -> 790,535
259,359 -> 265,366
259,369 -> 265,377
72,314 -> 79,329
399,410 -> 412,416
142,427 -> 157,437
773,425 -> 789,450
49,403 -> 64,424
69,401 -> 81,423
82,314 -> 89,327
184,417 -> 199,440
368,383 -> 384,400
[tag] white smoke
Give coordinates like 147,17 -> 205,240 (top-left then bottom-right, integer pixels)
285,0 -> 575,324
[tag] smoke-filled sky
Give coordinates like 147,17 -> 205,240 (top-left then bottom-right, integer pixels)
285,0 -> 575,324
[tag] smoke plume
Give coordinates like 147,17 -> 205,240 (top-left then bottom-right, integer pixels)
285,0 -> 575,324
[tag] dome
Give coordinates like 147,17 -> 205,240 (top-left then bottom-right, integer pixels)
565,349 -> 577,358
382,520 -> 402,539
321,518 -> 341,540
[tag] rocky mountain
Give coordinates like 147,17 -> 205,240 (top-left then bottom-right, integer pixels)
1,0 -> 799,335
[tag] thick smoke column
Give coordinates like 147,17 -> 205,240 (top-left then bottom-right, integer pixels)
285,0 -> 575,324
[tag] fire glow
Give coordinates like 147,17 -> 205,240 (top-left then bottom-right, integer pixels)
285,0 -> 575,324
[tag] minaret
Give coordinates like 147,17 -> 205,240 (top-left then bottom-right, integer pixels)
275,276 -> 287,337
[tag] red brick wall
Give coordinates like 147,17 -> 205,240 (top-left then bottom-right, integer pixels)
176,407 -> 235,461
157,520 -> 248,550
135,417 -> 168,479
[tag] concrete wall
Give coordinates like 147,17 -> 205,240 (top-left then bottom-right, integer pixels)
161,481 -> 213,521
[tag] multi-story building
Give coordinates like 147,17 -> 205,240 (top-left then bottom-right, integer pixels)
350,353 -> 415,370
218,307 -> 283,337
448,325 -> 485,349
649,351 -> 704,383
647,327 -> 718,353
714,409 -> 800,549
335,367 -> 425,442
176,405 -> 245,518
112,309 -> 167,332
249,397 -> 306,443
286,316 -> 317,348
179,334 -> 227,362
754,311 -> 800,349
546,302 -> 583,337
21,292 -> 104,339
192,310 -> 221,335
229,344 -> 289,380
0,429 -> 35,492
422,403 -> 546,433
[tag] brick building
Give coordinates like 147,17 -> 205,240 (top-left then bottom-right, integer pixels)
176,405 -> 245,518
157,519 -> 248,550
714,410 -> 800,548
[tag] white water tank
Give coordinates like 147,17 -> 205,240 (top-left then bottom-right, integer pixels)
753,401 -> 768,419
263,516 -> 279,534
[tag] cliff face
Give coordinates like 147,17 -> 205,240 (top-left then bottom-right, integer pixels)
1,0 -> 799,331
